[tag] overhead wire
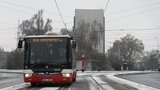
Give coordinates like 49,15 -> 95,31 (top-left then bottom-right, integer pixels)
0,0 -> 72,27
107,6 -> 160,22
0,4 -> 64,24
0,1 -> 160,31
0,5 -> 32,15
54,0 -> 67,28
105,28 -> 159,31
0,0 -> 72,18
100,0 -> 110,23
0,0 -> 37,10
104,0 -> 110,13
0,1 -> 159,51
108,1 -> 160,15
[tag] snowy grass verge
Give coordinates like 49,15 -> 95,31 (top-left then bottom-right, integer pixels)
106,71 -> 159,90
0,69 -> 23,73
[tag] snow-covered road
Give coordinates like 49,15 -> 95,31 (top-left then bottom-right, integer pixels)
0,70 -> 159,90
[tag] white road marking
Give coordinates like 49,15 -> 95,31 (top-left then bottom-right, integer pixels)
92,76 -> 115,90
40,87 -> 59,90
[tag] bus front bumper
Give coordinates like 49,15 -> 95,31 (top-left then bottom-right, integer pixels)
24,73 -> 73,84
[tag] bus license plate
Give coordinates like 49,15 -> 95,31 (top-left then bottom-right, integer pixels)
42,78 -> 53,82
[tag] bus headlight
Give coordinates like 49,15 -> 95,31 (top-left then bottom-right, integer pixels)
24,73 -> 32,78
63,73 -> 71,77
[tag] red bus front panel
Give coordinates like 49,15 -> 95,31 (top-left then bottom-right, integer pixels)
24,73 -> 73,83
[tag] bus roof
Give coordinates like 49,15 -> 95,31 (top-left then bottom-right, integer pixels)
23,35 -> 71,39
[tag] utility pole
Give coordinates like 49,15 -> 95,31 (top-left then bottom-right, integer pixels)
155,37 -> 160,71
155,37 -> 159,52
17,20 -> 20,42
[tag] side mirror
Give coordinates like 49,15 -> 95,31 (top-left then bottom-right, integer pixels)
72,40 -> 77,49
70,37 -> 74,40
18,40 -> 23,48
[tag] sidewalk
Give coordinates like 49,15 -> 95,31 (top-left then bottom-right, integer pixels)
0,69 -> 23,73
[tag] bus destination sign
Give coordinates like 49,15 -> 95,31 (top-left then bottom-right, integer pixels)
32,38 -> 63,42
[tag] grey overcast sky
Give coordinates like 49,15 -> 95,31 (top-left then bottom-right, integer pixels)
0,0 -> 160,52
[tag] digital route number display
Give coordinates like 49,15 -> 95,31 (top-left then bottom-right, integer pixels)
32,38 -> 63,42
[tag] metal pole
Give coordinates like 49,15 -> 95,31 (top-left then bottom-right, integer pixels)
155,37 -> 159,51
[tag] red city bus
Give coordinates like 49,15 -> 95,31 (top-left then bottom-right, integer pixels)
18,34 -> 77,86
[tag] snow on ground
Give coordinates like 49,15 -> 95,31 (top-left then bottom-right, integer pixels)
0,83 -> 28,90
0,73 -> 21,78
0,69 -> 23,73
0,70 -> 158,90
91,76 -> 114,90
105,71 -> 159,90
78,71 -> 159,90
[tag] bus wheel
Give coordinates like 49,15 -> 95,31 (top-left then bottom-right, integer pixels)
31,82 -> 36,86
74,77 -> 76,82
73,74 -> 76,82
66,83 -> 72,86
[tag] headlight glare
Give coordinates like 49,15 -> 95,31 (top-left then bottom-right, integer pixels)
24,73 -> 32,78
66,73 -> 70,77
63,73 -> 71,77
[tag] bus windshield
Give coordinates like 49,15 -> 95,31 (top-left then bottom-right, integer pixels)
26,38 -> 68,65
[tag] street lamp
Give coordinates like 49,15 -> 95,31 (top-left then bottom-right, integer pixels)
155,37 -> 159,52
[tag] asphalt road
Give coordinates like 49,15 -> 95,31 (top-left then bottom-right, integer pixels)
2,71 -> 156,90
19,75 -> 93,90
0,73 -> 100,90
117,72 -> 160,89
0,72 -> 138,90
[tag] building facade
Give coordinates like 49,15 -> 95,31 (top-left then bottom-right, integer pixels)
73,9 -> 105,54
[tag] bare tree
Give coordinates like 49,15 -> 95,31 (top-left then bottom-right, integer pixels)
19,10 -> 52,36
